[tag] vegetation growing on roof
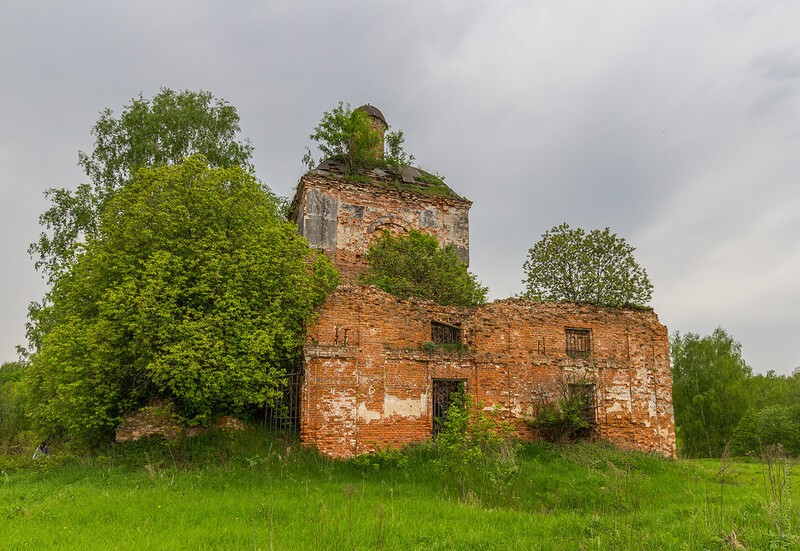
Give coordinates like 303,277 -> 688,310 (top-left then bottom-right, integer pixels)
306,102 -> 383,177
369,167 -> 464,200
306,102 -> 465,200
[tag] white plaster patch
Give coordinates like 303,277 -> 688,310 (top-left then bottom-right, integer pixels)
606,402 -> 625,414
357,403 -> 382,422
385,394 -> 422,418
648,396 -> 657,419
605,387 -> 630,401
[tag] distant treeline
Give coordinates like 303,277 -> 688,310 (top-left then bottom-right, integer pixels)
672,328 -> 800,458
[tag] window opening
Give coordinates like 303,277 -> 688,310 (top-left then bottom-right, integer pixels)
263,370 -> 302,435
432,379 -> 465,436
431,321 -> 461,345
334,327 -> 349,346
565,328 -> 591,358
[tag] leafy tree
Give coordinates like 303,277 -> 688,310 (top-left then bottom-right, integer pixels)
30,88 -> 254,282
671,328 -> 752,458
307,102 -> 414,177
522,223 -> 653,307
527,378 -> 596,443
360,230 -> 487,307
384,129 -> 414,174
744,369 -> 800,412
0,361 -> 30,450
307,102 -> 382,176
25,158 -> 338,445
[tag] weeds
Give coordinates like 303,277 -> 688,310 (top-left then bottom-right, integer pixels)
1,427 -> 799,549
433,390 -> 521,506
761,444 -> 797,548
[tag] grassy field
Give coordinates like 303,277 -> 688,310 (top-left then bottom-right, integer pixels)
1,430 -> 798,550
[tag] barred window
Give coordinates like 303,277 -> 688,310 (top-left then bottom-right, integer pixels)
431,321 -> 461,345
565,328 -> 591,358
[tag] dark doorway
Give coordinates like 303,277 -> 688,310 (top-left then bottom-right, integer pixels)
432,379 -> 465,436
264,371 -> 302,435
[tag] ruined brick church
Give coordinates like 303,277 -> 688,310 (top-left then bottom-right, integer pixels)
289,105 -> 676,459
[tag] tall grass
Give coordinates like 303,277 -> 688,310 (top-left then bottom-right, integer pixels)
1,429 -> 798,550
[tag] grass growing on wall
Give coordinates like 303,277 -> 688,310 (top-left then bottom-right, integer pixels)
1,429 -> 798,550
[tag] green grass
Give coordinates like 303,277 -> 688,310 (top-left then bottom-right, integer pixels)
1,430 -> 799,550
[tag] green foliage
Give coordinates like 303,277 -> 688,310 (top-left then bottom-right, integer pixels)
732,405 -> 800,457
360,230 -> 487,307
307,101 -> 421,184
308,102 -> 382,176
527,384 -> 594,444
30,88 -> 253,283
384,129 -> 414,173
433,388 -> 521,503
351,444 -> 409,472
0,361 -> 30,451
522,223 -> 653,307
745,369 -> 800,412
671,328 -> 752,458
25,158 -> 338,445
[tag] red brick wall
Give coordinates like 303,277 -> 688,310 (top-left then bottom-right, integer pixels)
291,173 -> 471,282
300,285 -> 676,458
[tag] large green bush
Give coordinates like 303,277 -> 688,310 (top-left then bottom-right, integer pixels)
360,230 -> 487,307
25,158 -> 338,445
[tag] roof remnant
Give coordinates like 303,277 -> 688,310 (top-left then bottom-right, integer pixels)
310,156 -> 466,201
357,104 -> 386,124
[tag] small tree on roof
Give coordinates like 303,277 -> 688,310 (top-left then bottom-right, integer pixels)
306,102 -> 415,177
522,223 -> 653,307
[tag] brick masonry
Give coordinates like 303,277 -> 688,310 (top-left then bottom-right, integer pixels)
300,285 -> 676,458
290,172 -> 471,282
291,107 -> 674,459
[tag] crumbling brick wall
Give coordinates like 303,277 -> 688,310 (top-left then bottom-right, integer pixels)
300,285 -> 676,458
290,173 -> 471,282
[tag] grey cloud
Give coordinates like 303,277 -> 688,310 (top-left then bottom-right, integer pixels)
2,1 -> 800,374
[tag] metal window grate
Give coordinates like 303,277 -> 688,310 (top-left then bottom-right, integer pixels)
565,328 -> 591,357
431,321 -> 461,345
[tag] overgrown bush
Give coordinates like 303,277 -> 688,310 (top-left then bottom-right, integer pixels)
433,388 -> 520,505
360,230 -> 487,307
526,379 -> 595,443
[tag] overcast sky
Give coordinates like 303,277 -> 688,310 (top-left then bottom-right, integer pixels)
2,1 -> 799,374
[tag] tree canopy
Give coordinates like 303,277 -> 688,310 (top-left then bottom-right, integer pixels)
25,158 -> 338,444
360,230 -> 487,307
522,223 -> 653,307
30,88 -> 254,282
671,328 -> 752,458
306,101 -> 412,177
